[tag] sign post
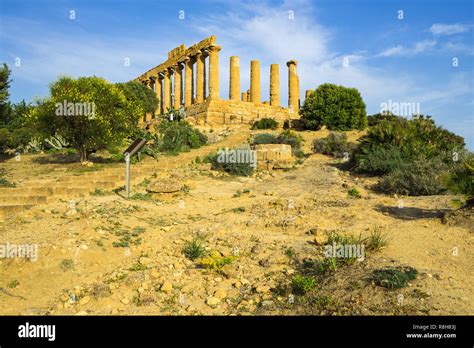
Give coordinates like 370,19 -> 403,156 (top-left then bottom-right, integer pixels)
122,138 -> 147,199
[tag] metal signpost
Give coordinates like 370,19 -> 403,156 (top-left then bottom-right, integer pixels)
123,138 -> 147,198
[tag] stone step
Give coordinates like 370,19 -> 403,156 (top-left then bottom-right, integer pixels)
0,204 -> 35,221
0,195 -> 48,205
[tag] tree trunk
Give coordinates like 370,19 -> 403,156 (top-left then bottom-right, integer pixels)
79,146 -> 87,162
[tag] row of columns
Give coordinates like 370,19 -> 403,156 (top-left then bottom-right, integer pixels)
146,51 -> 300,114
148,44 -> 221,114
229,58 -> 300,112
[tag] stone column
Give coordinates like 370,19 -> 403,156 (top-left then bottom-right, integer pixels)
297,75 -> 301,109
163,68 -> 172,112
195,51 -> 205,103
305,90 -> 313,99
208,45 -> 221,99
184,57 -> 193,107
250,60 -> 261,104
154,76 -> 163,115
229,56 -> 240,100
241,92 -> 247,102
173,63 -> 183,110
270,64 -> 280,106
287,60 -> 299,112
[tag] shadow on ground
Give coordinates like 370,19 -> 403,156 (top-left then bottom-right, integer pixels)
375,204 -> 449,220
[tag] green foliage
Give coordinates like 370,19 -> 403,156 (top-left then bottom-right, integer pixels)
347,187 -> 361,198
371,266 -> 417,289
352,116 -> 466,196
251,133 -> 277,145
251,118 -> 278,130
300,83 -> 367,131
32,76 -> 140,162
115,81 -> 158,120
60,259 -> 74,271
367,111 -> 398,127
443,153 -> 474,205
312,132 -> 355,158
377,154 -> 451,196
291,275 -> 316,295
276,130 -> 303,153
200,251 -> 236,272
182,238 -> 205,260
364,227 -> 389,252
6,280 -> 19,289
157,119 -> 207,155
0,168 -> 15,187
207,145 -> 255,176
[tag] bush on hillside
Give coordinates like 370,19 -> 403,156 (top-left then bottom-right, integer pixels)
312,132 -> 356,158
300,83 -> 367,131
251,118 -> 278,130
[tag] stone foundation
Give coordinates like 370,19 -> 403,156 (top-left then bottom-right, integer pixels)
253,144 -> 293,170
185,98 -> 292,128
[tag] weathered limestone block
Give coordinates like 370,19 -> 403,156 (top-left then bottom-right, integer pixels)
146,179 -> 182,193
254,144 -> 292,170
287,60 -> 298,113
229,56 -> 240,100
270,64 -> 280,106
250,60 -> 261,104
208,45 -> 221,99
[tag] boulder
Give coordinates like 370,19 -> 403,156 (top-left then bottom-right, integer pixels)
146,179 -> 182,193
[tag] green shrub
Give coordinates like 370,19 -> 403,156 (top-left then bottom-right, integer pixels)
251,118 -> 278,130
157,120 -> 207,154
251,133 -> 277,145
300,83 -> 367,131
371,266 -> 417,289
443,153 -> 474,206
347,187 -> 361,198
183,238 -> 205,260
312,132 -> 355,158
291,275 -> 316,295
207,145 -> 255,176
367,111 -> 398,127
352,116 -> 465,196
376,155 -> 450,196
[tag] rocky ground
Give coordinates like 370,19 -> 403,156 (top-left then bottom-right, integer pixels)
0,128 -> 472,315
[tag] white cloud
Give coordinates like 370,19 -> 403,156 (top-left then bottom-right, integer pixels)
430,23 -> 470,35
377,40 -> 437,57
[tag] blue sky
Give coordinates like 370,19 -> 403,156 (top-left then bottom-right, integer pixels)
1,0 -> 473,148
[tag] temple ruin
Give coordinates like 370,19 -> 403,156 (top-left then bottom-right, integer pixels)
134,35 -> 300,127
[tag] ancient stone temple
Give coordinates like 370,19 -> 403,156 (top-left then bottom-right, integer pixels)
134,35 -> 300,127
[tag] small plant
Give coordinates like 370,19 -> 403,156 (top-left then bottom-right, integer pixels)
200,251 -> 236,272
129,263 -> 148,272
231,206 -> 246,213
347,187 -> 361,198
251,118 -> 278,130
371,266 -> 417,289
183,238 -> 205,261
364,227 -> 389,252
291,275 -> 316,295
284,247 -> 296,259
91,188 -> 109,196
60,259 -> 74,271
7,280 -> 19,288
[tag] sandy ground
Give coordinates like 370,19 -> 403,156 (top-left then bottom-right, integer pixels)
0,129 -> 472,315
